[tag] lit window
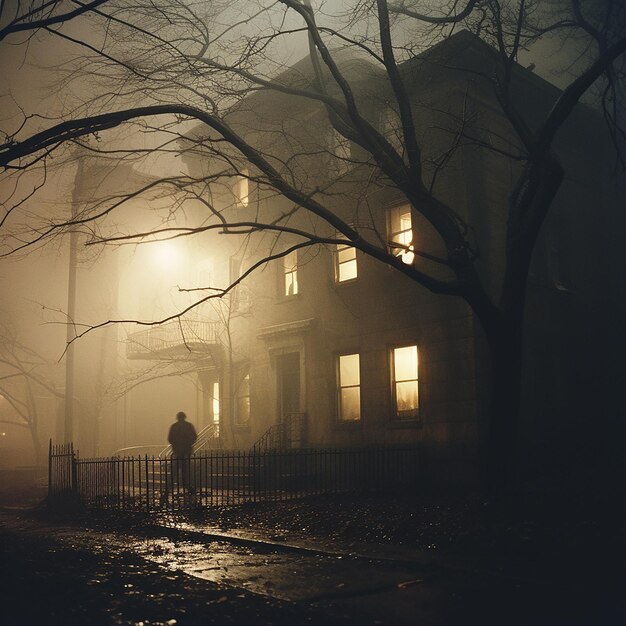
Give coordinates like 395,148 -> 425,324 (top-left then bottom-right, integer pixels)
388,205 -> 415,265
335,243 -> 357,282
283,250 -> 298,296
212,381 -> 220,435
392,345 -> 419,418
235,373 -> 250,427
337,353 -> 361,421
235,169 -> 249,207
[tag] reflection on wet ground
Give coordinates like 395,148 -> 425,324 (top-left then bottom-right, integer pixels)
136,536 -> 423,601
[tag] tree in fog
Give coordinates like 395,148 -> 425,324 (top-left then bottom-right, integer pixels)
0,326 -> 63,461
1,0 -> 625,496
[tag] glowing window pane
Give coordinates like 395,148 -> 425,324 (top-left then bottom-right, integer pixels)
339,353 -> 360,387
395,381 -> 418,412
338,261 -> 357,282
394,345 -> 418,381
389,206 -> 414,265
338,353 -> 361,421
340,388 -> 361,421
235,170 -> 249,207
284,250 -> 298,296
212,382 -> 220,435
393,345 -> 419,417
336,244 -> 357,282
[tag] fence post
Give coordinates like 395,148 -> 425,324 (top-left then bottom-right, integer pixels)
145,455 -> 150,513
48,439 -> 53,499
70,444 -> 78,496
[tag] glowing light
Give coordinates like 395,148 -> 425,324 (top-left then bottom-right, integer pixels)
150,240 -> 182,269
393,345 -> 419,414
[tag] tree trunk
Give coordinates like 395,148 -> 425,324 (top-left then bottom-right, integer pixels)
29,425 -> 42,465
482,316 -> 524,501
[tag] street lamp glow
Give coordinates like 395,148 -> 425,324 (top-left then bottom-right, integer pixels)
151,240 -> 182,269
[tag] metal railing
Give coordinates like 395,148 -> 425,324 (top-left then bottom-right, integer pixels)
159,422 -> 220,458
48,442 -> 77,498
49,444 -> 420,512
126,319 -> 220,358
251,412 -> 307,453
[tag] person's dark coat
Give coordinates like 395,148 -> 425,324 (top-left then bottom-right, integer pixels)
168,420 -> 197,457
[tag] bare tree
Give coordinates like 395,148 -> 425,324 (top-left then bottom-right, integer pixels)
1,0 -> 624,496
0,326 -> 63,461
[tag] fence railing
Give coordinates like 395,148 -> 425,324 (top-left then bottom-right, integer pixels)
48,442 -> 77,499
49,443 -> 420,512
251,412 -> 307,452
126,319 -> 220,359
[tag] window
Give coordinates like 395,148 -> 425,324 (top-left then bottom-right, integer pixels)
388,205 -> 415,265
235,373 -> 250,427
335,243 -> 357,282
283,249 -> 298,296
211,381 -> 220,435
234,169 -> 249,207
391,345 -> 419,418
337,353 -> 361,421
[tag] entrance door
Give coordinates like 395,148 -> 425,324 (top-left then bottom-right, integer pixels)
277,352 -> 300,418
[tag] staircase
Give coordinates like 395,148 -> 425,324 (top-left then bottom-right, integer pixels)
251,412 -> 307,453
159,422 -> 220,458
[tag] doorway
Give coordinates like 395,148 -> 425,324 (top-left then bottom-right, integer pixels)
277,352 -> 301,418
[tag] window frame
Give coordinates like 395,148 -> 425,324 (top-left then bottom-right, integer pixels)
334,242 -> 358,283
336,352 -> 362,423
234,168 -> 249,207
390,344 -> 420,420
282,249 -> 299,297
387,204 -> 415,265
234,370 -> 251,428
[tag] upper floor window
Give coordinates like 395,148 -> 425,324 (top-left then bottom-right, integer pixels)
335,243 -> 357,282
388,205 -> 415,265
391,345 -> 419,418
337,353 -> 361,421
234,169 -> 249,207
283,249 -> 298,296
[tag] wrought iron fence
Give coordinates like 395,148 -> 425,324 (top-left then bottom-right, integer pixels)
49,443 -> 420,512
48,441 -> 77,498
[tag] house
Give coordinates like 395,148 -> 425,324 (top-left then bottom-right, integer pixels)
120,31 -> 625,485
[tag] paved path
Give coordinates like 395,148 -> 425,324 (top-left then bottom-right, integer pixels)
2,507 -> 626,626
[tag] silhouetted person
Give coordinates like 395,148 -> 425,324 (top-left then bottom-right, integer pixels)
168,411 -> 197,493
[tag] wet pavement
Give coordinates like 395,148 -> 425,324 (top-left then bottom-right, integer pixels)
2,488 -> 626,625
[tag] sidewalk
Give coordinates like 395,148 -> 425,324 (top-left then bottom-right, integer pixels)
2,489 -> 626,625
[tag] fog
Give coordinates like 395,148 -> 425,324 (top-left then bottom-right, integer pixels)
0,0 -> 623,471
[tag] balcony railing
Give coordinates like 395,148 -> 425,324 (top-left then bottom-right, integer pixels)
126,319 -> 220,359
